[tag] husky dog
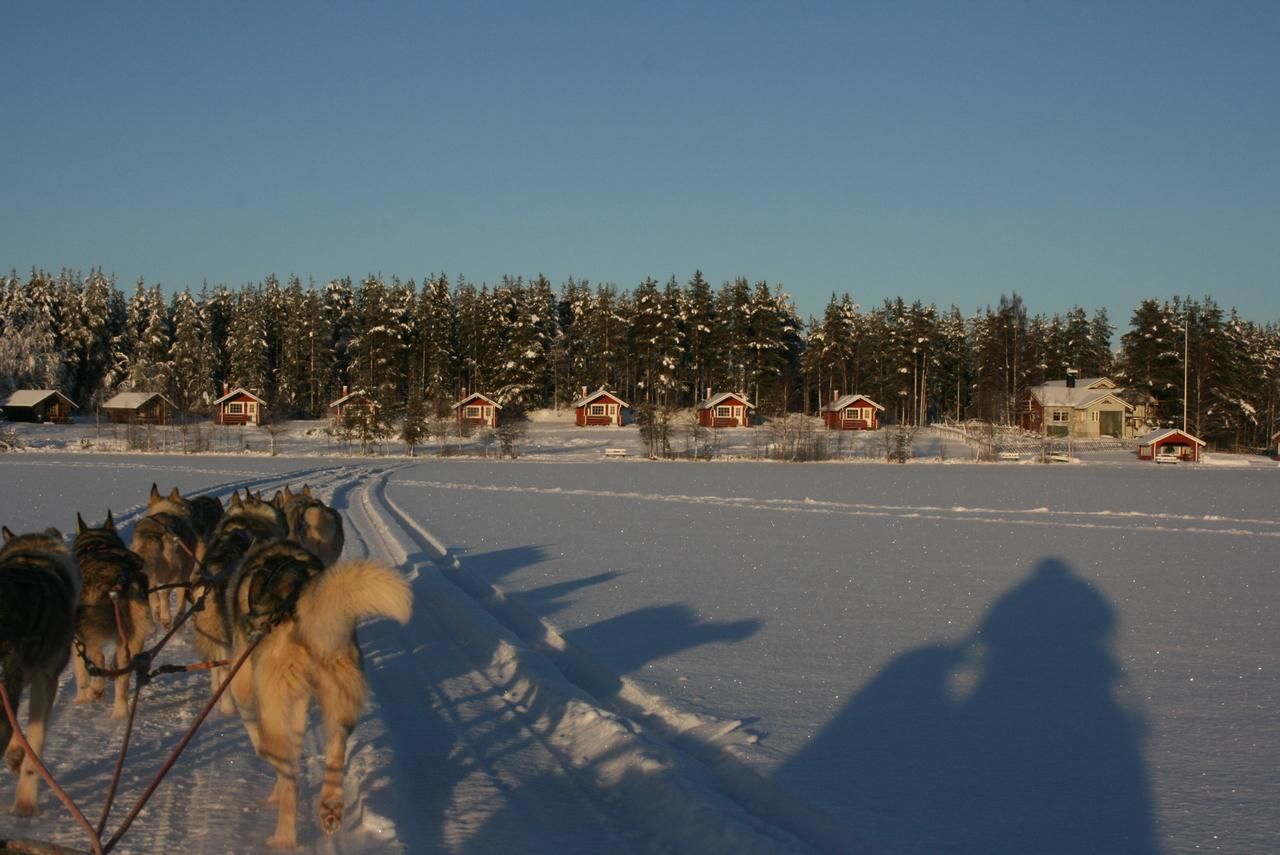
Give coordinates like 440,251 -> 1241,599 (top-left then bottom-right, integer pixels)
187,493 -> 225,545
72,512 -> 155,719
225,543 -> 411,849
0,527 -> 79,817
275,485 -> 345,567
130,484 -> 200,629
189,490 -> 289,714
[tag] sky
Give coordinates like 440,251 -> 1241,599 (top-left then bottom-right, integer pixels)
3,1 -> 1277,327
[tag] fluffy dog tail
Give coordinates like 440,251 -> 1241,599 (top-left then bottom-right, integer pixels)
294,559 -> 412,658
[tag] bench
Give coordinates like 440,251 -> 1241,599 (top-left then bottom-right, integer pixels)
603,448 -> 627,458
997,451 -> 1021,461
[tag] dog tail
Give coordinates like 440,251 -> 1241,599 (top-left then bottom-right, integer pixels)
294,559 -> 412,657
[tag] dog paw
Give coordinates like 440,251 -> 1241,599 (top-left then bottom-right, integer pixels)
111,705 -> 129,720
320,799 -> 344,835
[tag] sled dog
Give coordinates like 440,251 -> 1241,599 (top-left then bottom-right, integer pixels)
276,485 -> 345,567
72,511 -> 155,719
189,490 -> 288,714
130,484 -> 200,629
0,527 -> 79,817
225,542 -> 411,849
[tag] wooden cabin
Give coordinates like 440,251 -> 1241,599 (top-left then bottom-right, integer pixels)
697,392 -> 754,428
1136,428 -> 1205,463
452,391 -> 500,429
213,387 -> 266,426
101,392 -> 175,425
572,388 -> 628,427
1273,429 -> 1280,460
1,389 -> 75,423
329,387 -> 379,426
822,393 -> 884,430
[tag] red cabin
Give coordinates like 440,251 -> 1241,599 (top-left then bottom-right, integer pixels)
573,388 -> 628,426
214,387 -> 266,426
452,391 -> 500,428
697,392 -> 754,428
822,393 -> 884,430
1136,428 -> 1205,463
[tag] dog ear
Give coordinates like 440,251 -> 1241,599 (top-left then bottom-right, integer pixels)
2,525 -> 14,543
149,483 -> 162,505
105,510 -> 116,531
283,485 -> 294,500
230,491 -> 243,509
302,484 -> 312,498
44,527 -> 62,539
271,490 -> 285,510
77,513 -> 88,534
169,487 -> 183,502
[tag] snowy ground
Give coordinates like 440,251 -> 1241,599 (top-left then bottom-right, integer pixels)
1,417 -> 1277,853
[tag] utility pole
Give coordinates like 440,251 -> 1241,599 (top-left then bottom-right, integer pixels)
1183,306 -> 1189,432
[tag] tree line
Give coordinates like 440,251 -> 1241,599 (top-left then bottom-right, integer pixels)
2,268 -> 1277,450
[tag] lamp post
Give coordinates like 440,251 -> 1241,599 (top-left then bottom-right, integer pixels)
1182,306 -> 1189,433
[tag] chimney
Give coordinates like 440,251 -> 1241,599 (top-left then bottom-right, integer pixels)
1066,369 -> 1076,389
461,386 -> 467,399
581,386 -> 588,398
342,384 -> 348,396
706,386 -> 712,400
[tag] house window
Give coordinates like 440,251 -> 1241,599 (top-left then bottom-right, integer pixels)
845,407 -> 867,421
1051,410 -> 1069,422
228,402 -> 243,414
464,405 -> 482,418
716,406 -> 732,418
1090,411 -> 1098,421
590,404 -> 606,416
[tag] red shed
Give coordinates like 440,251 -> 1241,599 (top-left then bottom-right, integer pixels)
452,391 -> 500,428
572,388 -> 628,426
697,392 -> 754,428
822,393 -> 884,430
214,387 -> 266,426
1136,428 -> 1205,463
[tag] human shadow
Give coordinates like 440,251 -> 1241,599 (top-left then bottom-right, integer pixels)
780,558 -> 1159,855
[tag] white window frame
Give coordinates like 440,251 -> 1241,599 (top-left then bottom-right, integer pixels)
1051,409 -> 1070,423
716,405 -> 732,418
464,405 -> 482,419
589,404 -> 606,417
227,402 -> 244,415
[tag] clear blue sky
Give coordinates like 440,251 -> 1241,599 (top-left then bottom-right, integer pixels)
3,1 -> 1277,326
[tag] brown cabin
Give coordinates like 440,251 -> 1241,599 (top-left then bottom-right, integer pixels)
572,388 -> 628,426
329,387 -> 379,425
1,390 -> 75,423
822,393 -> 884,430
213,387 -> 266,426
452,391 -> 500,428
697,392 -> 754,428
101,392 -> 175,425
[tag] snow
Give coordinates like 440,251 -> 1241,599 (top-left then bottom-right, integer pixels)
1,419 -> 1278,853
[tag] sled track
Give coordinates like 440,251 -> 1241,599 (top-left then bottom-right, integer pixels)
351,467 -> 852,854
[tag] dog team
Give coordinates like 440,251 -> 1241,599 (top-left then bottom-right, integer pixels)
0,482 -> 412,849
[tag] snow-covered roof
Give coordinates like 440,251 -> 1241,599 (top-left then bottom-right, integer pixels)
571,388 -> 629,409
451,392 -> 499,410
1040,377 -> 1116,391
697,391 -> 755,410
1136,428 -> 1205,447
3,389 -> 75,408
329,389 -> 374,407
823,394 -> 884,413
213,387 -> 266,406
1030,383 -> 1132,411
102,391 -> 176,410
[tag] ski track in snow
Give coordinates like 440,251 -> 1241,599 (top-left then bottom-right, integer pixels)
7,461 -> 825,854
392,479 -> 1280,539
